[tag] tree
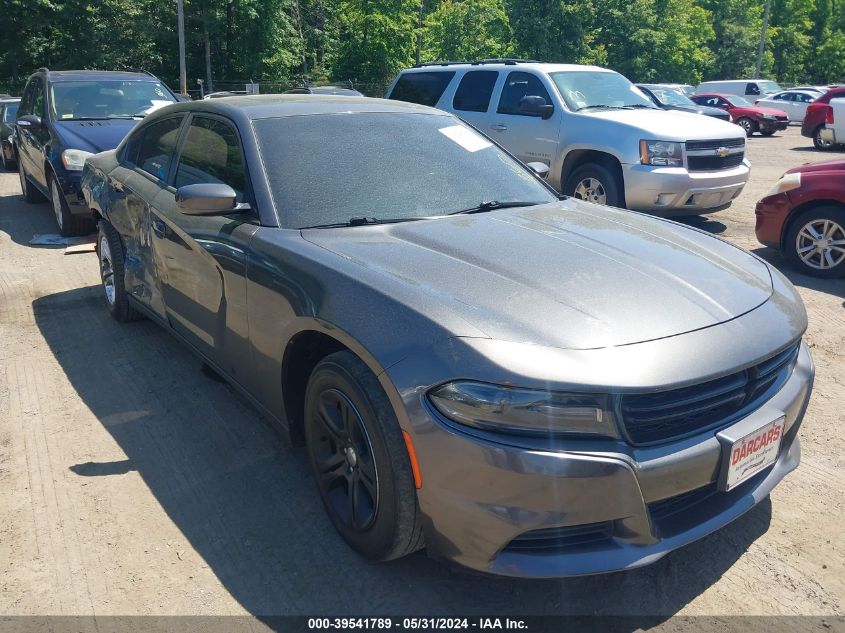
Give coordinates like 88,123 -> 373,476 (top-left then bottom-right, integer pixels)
423,0 -> 513,61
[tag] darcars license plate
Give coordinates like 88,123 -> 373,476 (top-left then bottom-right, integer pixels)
724,417 -> 785,490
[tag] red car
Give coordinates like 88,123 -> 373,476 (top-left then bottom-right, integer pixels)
800,86 -> 845,150
756,159 -> 845,277
691,93 -> 789,136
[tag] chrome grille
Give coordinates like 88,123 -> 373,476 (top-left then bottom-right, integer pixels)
620,343 -> 800,445
686,138 -> 745,172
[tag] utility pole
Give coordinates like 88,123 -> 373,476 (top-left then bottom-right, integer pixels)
177,0 -> 188,95
755,0 -> 772,79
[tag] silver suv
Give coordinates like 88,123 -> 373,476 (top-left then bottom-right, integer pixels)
387,60 -> 750,216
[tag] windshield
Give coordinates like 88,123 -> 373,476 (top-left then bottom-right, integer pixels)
730,95 -> 754,107
550,71 -> 657,111
645,87 -> 695,106
757,81 -> 781,95
50,81 -> 176,120
2,103 -> 18,123
253,113 -> 556,228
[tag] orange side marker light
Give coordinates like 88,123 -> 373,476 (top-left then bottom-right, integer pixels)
402,430 -> 423,490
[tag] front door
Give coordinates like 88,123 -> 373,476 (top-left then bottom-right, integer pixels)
150,113 -> 257,380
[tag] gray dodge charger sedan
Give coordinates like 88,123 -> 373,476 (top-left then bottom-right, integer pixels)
81,95 -> 814,578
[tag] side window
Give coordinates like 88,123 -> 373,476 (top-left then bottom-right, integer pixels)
746,83 -> 760,96
174,116 -> 245,199
772,93 -> 786,101
133,116 -> 184,181
453,71 -> 498,113
796,93 -> 812,103
388,72 -> 455,107
31,81 -> 45,118
717,97 -> 731,108
497,72 -> 552,116
18,83 -> 34,116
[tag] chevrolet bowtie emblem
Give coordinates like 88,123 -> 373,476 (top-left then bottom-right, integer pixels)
715,147 -> 730,158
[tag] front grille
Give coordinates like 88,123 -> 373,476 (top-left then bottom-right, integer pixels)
620,343 -> 800,445
685,138 -> 745,151
504,521 -> 613,553
688,153 -> 745,171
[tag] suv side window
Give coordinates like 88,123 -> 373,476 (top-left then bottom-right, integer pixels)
453,71 -> 498,112
132,116 -> 184,181
31,80 -> 45,118
174,116 -> 245,199
497,72 -> 552,116
18,82 -> 34,116
389,72 -> 455,107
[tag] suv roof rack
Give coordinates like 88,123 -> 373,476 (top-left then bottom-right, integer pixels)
412,58 -> 539,68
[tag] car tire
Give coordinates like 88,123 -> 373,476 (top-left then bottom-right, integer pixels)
813,126 -> 834,151
564,163 -> 623,208
784,206 -> 845,278
49,172 -> 94,237
737,117 -> 757,136
97,219 -> 143,322
18,160 -> 44,203
304,350 -> 424,561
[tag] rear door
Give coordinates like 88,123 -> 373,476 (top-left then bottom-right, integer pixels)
488,70 -> 561,166
450,70 -> 500,131
149,113 -> 258,377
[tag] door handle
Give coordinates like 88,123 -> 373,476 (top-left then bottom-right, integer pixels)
490,123 -> 508,131
151,217 -> 167,238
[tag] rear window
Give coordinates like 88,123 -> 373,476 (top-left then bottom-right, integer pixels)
389,72 -> 455,107
453,71 -> 498,112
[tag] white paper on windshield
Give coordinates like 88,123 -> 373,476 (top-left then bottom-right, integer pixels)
145,100 -> 173,114
438,125 -> 492,152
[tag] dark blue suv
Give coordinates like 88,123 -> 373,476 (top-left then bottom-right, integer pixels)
15,68 -> 178,235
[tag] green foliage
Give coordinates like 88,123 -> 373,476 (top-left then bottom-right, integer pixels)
0,0 -> 842,94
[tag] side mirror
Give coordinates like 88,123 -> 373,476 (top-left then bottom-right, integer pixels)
17,114 -> 42,128
175,183 -> 250,216
518,95 -> 555,120
526,162 -> 550,178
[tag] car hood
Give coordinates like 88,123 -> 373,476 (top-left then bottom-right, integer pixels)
579,107 -> 743,140
666,104 -> 731,118
303,201 -> 773,350
53,118 -> 140,153
788,159 -> 845,174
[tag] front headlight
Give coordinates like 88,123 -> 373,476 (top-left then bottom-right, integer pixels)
61,149 -> 95,171
765,172 -> 801,197
428,381 -> 618,438
639,140 -> 683,167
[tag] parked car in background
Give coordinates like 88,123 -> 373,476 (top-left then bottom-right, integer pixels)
756,159 -> 845,277
754,90 -> 817,122
15,68 -> 177,236
790,86 -> 825,94
0,97 -> 20,170
203,90 -> 248,99
636,84 -> 731,121
83,94 -> 812,578
801,86 -> 845,150
696,79 -> 782,98
661,83 -> 696,97
691,93 -> 789,136
387,60 -> 749,216
284,86 -> 364,96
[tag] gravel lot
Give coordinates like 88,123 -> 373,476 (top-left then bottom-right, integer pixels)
0,126 -> 843,619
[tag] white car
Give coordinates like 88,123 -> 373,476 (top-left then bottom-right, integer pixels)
754,90 -> 818,122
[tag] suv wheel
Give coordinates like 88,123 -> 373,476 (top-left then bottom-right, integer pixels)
304,351 -> 424,561
50,173 -> 94,236
97,220 -> 142,321
565,163 -> 623,208
813,126 -> 834,151
785,206 -> 845,278
737,117 -> 757,136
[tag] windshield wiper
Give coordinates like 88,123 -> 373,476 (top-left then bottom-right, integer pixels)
621,104 -> 656,109
301,216 -> 429,229
448,200 -> 542,216
575,104 -> 621,111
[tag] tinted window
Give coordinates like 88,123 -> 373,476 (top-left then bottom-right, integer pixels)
175,116 -> 245,198
31,81 -> 45,118
498,72 -> 553,115
746,83 -> 760,95
772,93 -> 789,101
453,71 -> 498,112
18,82 -> 34,116
389,72 -> 455,107
253,113 -> 555,229
2,103 -> 18,123
133,116 -> 184,180
795,93 -> 813,103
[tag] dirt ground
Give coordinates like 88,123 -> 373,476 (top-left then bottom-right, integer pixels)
0,126 -> 843,619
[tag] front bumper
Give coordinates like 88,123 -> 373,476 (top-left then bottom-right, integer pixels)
623,161 -> 750,216
395,343 -> 812,578
755,192 -> 793,248
760,119 -> 789,132
53,168 -> 90,217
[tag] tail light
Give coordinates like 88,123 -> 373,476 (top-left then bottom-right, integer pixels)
826,105 -> 834,125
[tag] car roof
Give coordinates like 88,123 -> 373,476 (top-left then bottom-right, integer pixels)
400,62 -> 614,74
36,70 -> 162,83
154,94 -> 441,120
